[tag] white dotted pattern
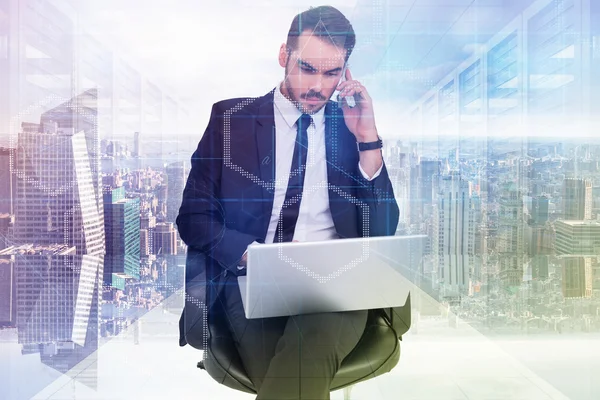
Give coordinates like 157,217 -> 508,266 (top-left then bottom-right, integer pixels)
222,97 -> 378,284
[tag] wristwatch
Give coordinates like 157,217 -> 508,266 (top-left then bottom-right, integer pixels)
357,137 -> 383,152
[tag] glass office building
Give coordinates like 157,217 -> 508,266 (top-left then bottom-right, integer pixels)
410,0 -> 596,141
0,244 -> 102,388
405,0 -> 598,295
526,0 -> 580,118
14,126 -> 105,256
487,31 -> 520,130
103,186 -> 140,289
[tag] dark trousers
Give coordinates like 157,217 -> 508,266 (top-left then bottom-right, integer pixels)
220,273 -> 368,400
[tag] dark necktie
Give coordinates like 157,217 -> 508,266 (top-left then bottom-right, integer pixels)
274,113 -> 312,243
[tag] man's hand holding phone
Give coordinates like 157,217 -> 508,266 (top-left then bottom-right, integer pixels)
336,66 -> 378,143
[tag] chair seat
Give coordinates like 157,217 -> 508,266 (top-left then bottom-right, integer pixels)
198,308 -> 400,394
332,310 -> 400,389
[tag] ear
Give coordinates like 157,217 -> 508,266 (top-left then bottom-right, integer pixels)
278,43 -> 288,68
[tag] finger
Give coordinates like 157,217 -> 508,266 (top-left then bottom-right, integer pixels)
342,85 -> 363,100
343,83 -> 371,102
345,66 -> 352,81
336,79 -> 355,91
343,88 -> 357,98
339,81 -> 360,96
355,84 -> 372,102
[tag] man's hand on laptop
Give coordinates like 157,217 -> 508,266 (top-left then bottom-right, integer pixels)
237,240 -> 299,272
238,252 -> 248,267
236,251 -> 249,275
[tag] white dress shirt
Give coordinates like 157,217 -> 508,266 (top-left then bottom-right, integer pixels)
243,82 -> 382,256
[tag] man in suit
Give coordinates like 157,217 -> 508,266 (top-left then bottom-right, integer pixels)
177,5 -> 399,399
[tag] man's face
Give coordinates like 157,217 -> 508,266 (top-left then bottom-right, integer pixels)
278,31 -> 346,115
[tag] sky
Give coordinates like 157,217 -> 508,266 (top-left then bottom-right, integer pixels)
79,1 -> 360,130
70,0 -> 597,139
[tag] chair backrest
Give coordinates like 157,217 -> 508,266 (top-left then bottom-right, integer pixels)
179,248 -> 225,350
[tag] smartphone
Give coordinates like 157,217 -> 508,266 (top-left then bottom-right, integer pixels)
335,63 -> 356,108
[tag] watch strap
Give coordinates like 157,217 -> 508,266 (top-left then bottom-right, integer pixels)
357,137 -> 383,151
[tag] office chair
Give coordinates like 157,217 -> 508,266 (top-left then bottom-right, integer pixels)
188,292 -> 411,400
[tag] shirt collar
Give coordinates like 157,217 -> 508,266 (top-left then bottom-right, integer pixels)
273,81 -> 325,131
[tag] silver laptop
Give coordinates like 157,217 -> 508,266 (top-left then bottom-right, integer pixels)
237,235 -> 425,319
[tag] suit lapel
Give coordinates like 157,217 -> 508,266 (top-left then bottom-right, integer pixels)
324,101 -> 343,187
255,89 -> 276,230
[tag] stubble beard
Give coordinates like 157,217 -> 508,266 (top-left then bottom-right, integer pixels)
283,65 -> 328,115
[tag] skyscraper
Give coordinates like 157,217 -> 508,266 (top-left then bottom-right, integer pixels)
555,220 -> 600,256
432,172 -> 475,297
13,126 -> 105,256
419,160 -> 441,220
140,210 -> 157,254
133,131 -> 140,157
530,195 -> 549,225
103,186 -> 140,288
497,182 -> 525,288
140,229 -> 150,257
562,257 -> 593,299
555,219 -> 600,297
0,213 -> 12,250
531,255 -> 549,280
166,161 -> 186,224
0,244 -> 102,388
563,178 -> 592,221
526,224 -> 553,256
0,147 -> 16,214
409,164 -> 420,225
0,254 -> 15,327
153,222 -> 178,256
40,89 -> 103,218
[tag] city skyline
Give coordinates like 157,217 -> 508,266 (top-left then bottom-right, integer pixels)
1,0 -> 600,399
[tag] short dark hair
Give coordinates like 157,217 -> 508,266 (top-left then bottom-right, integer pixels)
286,6 -> 356,63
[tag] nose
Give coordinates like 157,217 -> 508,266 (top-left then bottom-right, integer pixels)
307,75 -> 323,95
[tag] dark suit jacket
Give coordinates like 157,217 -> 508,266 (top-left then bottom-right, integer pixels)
177,88 -> 400,348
